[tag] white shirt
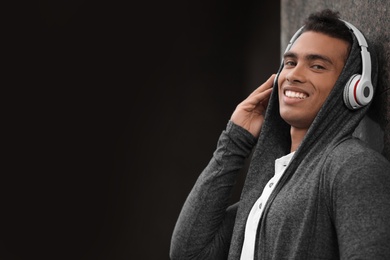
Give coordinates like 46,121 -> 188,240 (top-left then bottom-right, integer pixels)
240,152 -> 295,260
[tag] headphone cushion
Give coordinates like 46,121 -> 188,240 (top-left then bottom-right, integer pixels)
343,74 -> 362,110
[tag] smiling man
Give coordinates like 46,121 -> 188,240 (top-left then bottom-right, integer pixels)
171,9 -> 390,260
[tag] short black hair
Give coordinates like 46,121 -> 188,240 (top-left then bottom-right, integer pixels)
303,9 -> 353,48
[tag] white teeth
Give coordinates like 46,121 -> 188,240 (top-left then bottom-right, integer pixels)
285,90 -> 308,99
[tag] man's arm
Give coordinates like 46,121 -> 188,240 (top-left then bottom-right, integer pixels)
170,75 -> 274,259
331,142 -> 390,259
170,122 -> 256,259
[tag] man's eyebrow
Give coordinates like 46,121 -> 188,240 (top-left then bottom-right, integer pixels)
283,51 -> 333,65
283,51 -> 297,60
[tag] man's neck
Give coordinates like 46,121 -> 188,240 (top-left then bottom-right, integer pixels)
290,127 -> 308,152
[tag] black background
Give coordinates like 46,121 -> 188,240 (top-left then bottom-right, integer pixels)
4,1 -> 280,259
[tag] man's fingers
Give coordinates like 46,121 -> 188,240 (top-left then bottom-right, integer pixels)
246,86 -> 273,105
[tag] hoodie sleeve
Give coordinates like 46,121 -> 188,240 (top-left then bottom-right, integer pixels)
170,121 -> 256,260
330,140 -> 390,260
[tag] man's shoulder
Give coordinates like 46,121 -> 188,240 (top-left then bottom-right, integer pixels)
325,137 -> 390,173
331,137 -> 382,159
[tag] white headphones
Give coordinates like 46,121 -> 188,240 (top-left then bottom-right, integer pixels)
277,19 -> 373,110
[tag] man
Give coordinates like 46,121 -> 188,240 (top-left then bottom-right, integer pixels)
170,9 -> 390,259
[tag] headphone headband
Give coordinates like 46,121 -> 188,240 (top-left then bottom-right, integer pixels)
341,20 -> 368,47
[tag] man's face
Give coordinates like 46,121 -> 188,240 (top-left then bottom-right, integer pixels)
278,31 -> 349,130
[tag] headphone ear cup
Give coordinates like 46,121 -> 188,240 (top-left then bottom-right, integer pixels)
343,74 -> 362,110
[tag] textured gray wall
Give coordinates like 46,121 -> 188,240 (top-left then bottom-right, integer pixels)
281,0 -> 390,161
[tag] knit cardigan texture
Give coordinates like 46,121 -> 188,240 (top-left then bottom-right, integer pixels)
170,31 -> 390,259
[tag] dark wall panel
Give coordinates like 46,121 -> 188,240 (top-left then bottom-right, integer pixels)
5,1 -> 280,259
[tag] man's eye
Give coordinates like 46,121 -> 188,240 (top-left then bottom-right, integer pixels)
284,61 -> 296,67
312,65 -> 325,70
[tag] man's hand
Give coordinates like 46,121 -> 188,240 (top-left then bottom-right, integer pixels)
230,74 -> 275,138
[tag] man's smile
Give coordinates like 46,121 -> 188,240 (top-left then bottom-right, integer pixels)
284,90 -> 308,99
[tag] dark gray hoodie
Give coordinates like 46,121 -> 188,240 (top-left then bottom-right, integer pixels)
170,26 -> 390,260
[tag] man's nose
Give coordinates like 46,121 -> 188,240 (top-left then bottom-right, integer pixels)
286,65 -> 306,83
